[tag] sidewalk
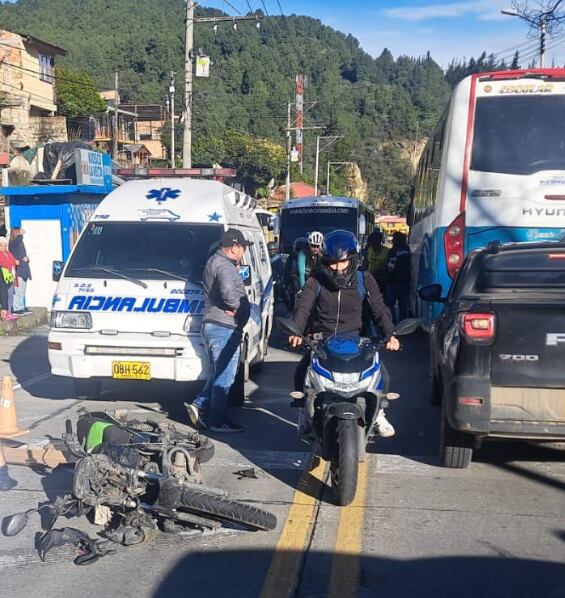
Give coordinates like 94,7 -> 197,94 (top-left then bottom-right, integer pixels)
0,308 -> 48,335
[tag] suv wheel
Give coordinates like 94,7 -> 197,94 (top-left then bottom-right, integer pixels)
440,411 -> 473,468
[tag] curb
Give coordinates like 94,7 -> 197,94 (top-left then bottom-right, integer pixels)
0,307 -> 48,335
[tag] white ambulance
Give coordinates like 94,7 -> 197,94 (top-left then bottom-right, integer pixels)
48,178 -> 273,403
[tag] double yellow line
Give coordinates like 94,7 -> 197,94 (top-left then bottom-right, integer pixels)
260,458 -> 369,598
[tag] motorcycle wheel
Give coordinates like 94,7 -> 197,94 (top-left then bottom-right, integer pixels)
330,419 -> 359,506
180,489 -> 277,531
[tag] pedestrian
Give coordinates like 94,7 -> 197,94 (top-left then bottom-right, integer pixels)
185,228 -> 252,433
0,261 -> 10,322
289,229 -> 400,437
385,231 -> 411,323
0,236 -> 18,320
9,227 -> 31,315
0,441 -> 17,491
367,230 -> 390,295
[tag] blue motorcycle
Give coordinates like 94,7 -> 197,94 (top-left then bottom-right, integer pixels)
279,318 -> 417,505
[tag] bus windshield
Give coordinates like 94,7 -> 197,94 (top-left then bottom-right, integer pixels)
471,95 -> 565,175
279,206 -> 358,252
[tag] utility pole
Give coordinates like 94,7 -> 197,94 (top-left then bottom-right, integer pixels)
182,7 -> 261,168
113,71 -> 119,159
286,102 -> 292,202
501,3 -> 564,68
169,71 -> 176,168
314,135 -> 340,195
540,19 -> 547,67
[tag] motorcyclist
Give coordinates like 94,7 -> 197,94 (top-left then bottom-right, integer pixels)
283,232 -> 323,310
288,229 -> 400,437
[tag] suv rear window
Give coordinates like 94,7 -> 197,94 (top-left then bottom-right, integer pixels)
476,249 -> 565,290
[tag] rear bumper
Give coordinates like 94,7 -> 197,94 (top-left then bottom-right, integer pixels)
446,377 -> 565,439
48,330 -> 208,382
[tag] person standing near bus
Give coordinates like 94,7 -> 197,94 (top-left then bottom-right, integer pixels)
386,232 -> 411,323
367,230 -> 389,295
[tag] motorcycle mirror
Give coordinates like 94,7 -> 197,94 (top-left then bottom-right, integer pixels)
277,317 -> 301,337
395,318 -> 419,336
2,511 -> 30,537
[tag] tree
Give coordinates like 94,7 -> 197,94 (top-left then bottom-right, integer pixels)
55,66 -> 107,117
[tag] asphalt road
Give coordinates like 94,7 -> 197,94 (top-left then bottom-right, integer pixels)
0,324 -> 564,598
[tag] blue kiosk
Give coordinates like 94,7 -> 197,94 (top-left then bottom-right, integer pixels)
3,151 -> 113,309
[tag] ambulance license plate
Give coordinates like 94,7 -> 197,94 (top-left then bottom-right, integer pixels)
111,361 -> 151,380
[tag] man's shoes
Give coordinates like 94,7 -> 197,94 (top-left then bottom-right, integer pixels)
375,409 -> 395,438
209,420 -> 245,433
0,465 -> 17,491
14,310 -> 31,316
184,402 -> 200,427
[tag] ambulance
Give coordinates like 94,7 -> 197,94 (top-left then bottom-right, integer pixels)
48,177 -> 273,403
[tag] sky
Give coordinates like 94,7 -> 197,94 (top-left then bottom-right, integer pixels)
203,0 -> 565,68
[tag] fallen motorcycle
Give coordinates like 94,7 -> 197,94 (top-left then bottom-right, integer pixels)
2,411 -> 277,564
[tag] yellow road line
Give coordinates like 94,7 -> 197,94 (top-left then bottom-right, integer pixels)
328,460 -> 369,598
260,458 -> 327,598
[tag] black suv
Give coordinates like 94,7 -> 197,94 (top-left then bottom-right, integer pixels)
419,241 -> 565,468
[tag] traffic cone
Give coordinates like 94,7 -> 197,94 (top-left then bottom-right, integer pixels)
0,376 -> 28,438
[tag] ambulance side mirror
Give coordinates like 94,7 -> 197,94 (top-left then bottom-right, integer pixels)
239,265 -> 252,286
52,260 -> 64,282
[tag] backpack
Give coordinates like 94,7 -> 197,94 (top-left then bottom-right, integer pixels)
1,267 -> 14,286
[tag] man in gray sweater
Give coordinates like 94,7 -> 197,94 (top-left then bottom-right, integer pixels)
186,229 -> 252,433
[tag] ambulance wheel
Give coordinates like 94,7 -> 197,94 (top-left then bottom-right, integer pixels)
73,378 -> 102,400
228,364 -> 245,407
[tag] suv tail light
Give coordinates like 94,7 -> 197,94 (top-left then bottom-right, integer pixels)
444,212 -> 465,278
459,312 -> 496,342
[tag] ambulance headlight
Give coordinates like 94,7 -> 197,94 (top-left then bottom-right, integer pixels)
50,311 -> 93,329
184,315 -> 203,334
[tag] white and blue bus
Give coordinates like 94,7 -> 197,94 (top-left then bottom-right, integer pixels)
408,68 -> 565,328
277,196 -> 374,254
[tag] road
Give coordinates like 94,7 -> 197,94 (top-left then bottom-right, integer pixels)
0,325 -> 564,597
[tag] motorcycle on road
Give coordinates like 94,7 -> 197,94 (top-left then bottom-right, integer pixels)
279,317 -> 418,506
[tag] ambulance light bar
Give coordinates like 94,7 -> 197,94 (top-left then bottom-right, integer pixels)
116,167 -> 237,178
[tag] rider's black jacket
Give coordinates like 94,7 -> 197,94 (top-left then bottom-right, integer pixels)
292,267 -> 395,339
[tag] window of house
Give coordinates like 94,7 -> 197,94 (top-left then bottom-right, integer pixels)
39,54 -> 54,83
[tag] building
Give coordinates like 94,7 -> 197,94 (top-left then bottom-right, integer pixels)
0,29 -> 67,146
3,150 -> 113,309
376,215 -> 409,239
89,97 -> 169,164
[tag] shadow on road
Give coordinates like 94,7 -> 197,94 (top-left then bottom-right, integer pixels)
152,547 -> 565,598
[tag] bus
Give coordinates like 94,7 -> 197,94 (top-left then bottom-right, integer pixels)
408,68 -> 565,329
277,196 -> 374,253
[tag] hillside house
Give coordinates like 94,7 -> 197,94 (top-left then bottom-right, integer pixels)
0,29 -> 67,146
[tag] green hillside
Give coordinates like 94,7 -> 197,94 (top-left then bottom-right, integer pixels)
0,0 -> 455,211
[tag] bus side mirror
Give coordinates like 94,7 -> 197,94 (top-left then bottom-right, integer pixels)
272,215 -> 280,235
418,284 -> 446,303
239,265 -> 252,286
52,260 -> 64,282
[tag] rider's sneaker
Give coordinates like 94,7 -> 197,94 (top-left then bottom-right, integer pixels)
375,409 -> 395,438
209,420 -> 245,433
184,402 -> 200,427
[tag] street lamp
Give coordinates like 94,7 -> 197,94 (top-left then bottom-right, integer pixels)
501,8 -> 547,67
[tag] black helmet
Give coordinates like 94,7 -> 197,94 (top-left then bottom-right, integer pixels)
293,237 -> 309,253
321,230 -> 358,263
